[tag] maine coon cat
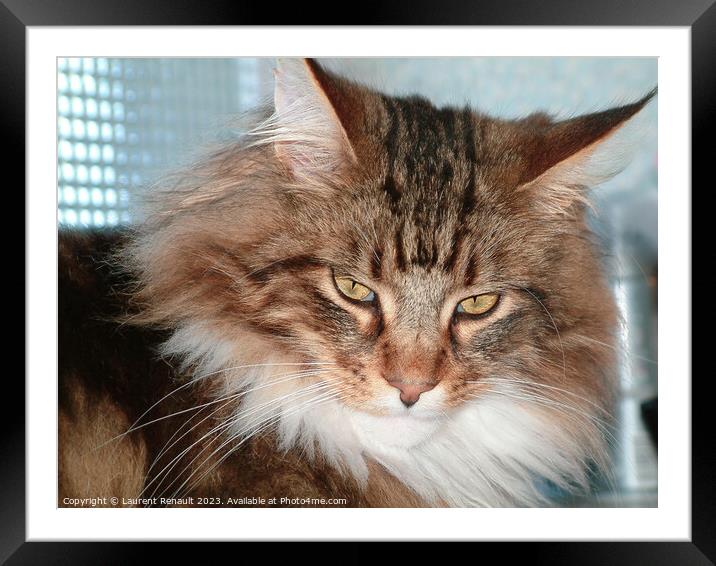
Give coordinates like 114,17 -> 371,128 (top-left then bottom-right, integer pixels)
59,58 -> 655,507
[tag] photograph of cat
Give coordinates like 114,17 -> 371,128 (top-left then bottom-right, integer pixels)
58,58 -> 657,507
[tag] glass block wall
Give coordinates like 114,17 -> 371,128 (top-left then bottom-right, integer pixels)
57,58 -> 269,227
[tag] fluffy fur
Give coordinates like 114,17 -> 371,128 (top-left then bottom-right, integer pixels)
153,322 -> 604,507
59,59 -> 655,507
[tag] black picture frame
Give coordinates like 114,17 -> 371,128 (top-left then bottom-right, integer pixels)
8,0 -> 708,562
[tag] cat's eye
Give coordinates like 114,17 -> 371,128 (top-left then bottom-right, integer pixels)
334,276 -> 376,303
456,293 -> 500,316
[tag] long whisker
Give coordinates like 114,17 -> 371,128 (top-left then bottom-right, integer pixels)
138,361 -> 336,425
130,368 -> 335,440
468,377 -> 613,419
98,364 -> 337,449
572,333 -> 658,365
145,377 -> 343,501
155,387 -> 343,504
468,380 -> 618,452
473,382 -> 618,444
171,386 -> 348,502
145,369 -> 336,475
143,377 -> 343,500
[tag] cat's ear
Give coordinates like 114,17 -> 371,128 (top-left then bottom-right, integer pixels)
269,58 -> 358,180
518,88 -> 656,214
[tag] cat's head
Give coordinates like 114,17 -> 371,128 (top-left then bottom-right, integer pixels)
128,59 -> 653,448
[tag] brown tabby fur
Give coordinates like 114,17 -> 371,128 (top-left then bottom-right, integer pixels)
59,231 -> 423,506
59,60 -> 654,507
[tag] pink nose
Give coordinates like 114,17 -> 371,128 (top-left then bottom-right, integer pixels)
387,380 -> 436,407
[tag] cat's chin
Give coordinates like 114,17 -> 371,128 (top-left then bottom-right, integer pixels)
341,386 -> 450,449
347,409 -> 443,449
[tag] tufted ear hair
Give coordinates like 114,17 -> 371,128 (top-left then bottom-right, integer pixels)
517,88 -> 657,214
261,58 -> 359,181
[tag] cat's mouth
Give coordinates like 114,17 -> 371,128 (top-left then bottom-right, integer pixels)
347,381 -> 448,421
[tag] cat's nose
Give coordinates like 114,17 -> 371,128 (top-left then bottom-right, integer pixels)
387,380 -> 436,408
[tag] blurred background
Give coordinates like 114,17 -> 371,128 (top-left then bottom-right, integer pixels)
56,57 -> 658,507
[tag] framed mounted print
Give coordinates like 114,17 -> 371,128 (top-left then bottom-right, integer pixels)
10,0 -> 708,561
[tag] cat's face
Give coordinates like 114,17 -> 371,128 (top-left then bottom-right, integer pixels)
131,59 -> 652,451
242,137 -> 567,420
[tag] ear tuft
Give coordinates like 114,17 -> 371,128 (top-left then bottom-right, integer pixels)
250,58 -> 357,181
519,88 -> 657,215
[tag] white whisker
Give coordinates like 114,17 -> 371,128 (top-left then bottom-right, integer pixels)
160,386 -> 345,503
146,369 -> 336,473
97,364 -> 337,450
172,388 -> 347,501
146,377 -> 343,502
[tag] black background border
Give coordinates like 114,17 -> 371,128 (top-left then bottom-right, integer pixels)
7,0 -> 710,562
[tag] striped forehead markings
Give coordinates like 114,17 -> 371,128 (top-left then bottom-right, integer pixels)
378,96 -> 481,274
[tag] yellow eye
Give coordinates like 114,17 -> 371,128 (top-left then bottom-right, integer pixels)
457,293 -> 499,316
334,276 -> 375,302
